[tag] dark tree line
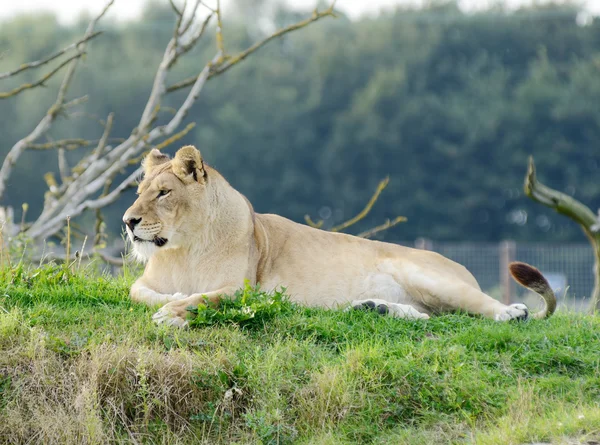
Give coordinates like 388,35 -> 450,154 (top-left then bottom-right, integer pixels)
1,1 -> 599,243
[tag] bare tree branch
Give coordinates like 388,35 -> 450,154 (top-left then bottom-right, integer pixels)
3,0 -> 334,244
304,215 -> 324,229
0,0 -> 114,201
330,177 -> 391,233
58,149 -> 69,182
129,122 -> 197,165
215,0 -> 226,57
177,13 -> 213,57
138,43 -> 177,126
26,54 -> 214,239
63,95 -> 89,109
94,112 -> 115,158
97,251 -> 126,266
167,3 -> 337,93
0,52 -> 87,99
357,216 -> 407,239
80,167 -> 142,212
93,177 -> 114,249
181,0 -> 202,35
169,0 -> 185,20
64,113 -> 116,184
525,157 -> 597,227
33,249 -> 126,267
27,137 -> 123,151
0,31 -> 102,80
524,156 -> 600,312
305,176 -> 406,238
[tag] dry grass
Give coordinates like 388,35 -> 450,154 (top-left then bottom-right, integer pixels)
1,330 -> 230,443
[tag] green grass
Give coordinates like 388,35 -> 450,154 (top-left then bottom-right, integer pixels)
1,262 -> 599,444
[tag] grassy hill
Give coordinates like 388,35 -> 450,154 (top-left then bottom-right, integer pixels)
1,262 -> 599,444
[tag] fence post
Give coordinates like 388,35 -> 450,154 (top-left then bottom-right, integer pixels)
499,240 -> 516,304
415,237 -> 433,250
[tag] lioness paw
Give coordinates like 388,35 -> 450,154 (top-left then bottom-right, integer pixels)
152,302 -> 190,328
389,303 -> 430,320
495,303 -> 529,322
353,299 -> 390,315
351,299 -> 429,320
171,292 -> 187,301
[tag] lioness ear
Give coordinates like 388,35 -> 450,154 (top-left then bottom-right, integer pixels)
172,145 -> 206,183
142,149 -> 170,175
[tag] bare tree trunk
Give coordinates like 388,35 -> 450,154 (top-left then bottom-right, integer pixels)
524,156 -> 600,312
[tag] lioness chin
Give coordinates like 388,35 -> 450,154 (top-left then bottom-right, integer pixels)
123,145 -> 557,327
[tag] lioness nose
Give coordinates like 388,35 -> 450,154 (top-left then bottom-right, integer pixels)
124,217 -> 142,231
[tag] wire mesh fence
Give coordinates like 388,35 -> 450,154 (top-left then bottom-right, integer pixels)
403,238 -> 595,312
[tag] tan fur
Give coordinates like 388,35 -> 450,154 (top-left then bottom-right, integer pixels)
123,145 -> 557,327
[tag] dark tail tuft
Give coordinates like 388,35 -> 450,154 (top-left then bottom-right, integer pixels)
509,261 -> 557,319
509,262 -> 547,289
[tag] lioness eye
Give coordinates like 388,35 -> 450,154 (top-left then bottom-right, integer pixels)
157,189 -> 171,198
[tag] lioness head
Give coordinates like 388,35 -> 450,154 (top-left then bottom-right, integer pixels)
123,145 -> 209,261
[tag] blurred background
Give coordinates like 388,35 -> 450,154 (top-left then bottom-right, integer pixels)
1,0 -> 599,304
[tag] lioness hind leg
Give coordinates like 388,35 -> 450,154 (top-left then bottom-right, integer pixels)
411,274 -> 530,322
351,299 -> 430,320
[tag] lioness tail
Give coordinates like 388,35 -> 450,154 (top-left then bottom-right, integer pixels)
509,261 -> 557,319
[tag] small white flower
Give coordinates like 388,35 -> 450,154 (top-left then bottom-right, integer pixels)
223,387 -> 242,403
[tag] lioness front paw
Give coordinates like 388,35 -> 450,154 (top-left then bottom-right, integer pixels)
152,302 -> 190,328
171,292 -> 187,301
495,303 -> 529,322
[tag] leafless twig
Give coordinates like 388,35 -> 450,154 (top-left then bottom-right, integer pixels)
357,216 -> 407,239
305,176 -> 406,238
167,3 -> 337,92
0,31 -> 102,80
27,137 -> 123,151
0,52 -> 87,99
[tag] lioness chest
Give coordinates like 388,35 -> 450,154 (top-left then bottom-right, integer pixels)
144,248 -> 255,296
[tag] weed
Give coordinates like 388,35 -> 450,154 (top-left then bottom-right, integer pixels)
189,280 -> 293,329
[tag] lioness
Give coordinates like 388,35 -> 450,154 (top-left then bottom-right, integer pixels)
123,145 -> 557,327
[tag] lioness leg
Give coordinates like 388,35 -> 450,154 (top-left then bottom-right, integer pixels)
351,298 -> 430,319
152,286 -> 237,327
130,280 -> 189,305
411,273 -> 528,321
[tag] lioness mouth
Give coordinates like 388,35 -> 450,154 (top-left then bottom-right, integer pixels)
133,236 -> 168,247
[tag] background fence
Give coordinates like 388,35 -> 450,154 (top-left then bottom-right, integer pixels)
16,236 -> 593,312
403,238 -> 595,312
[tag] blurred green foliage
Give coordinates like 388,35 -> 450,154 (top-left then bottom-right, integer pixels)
1,1 -> 599,243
